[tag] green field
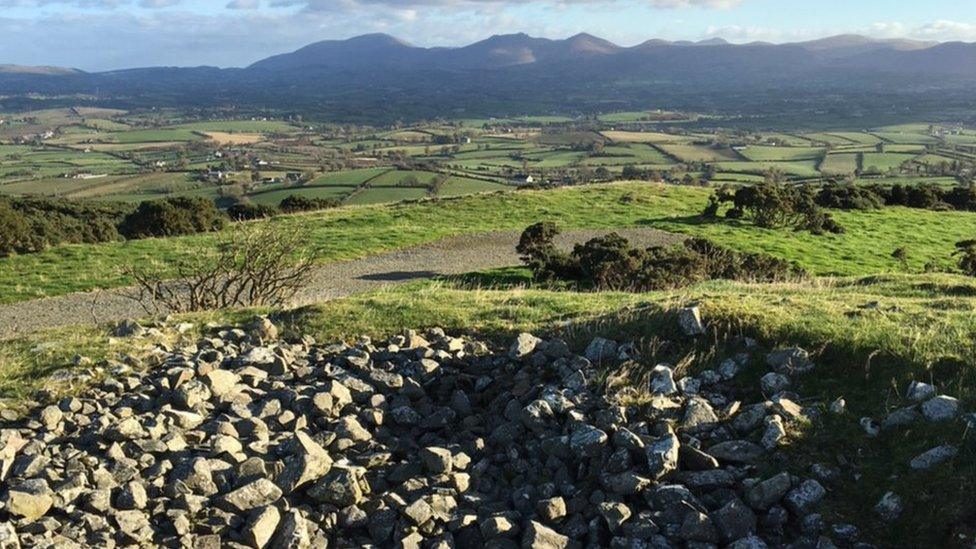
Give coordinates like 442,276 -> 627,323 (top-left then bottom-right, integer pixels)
344,186 -> 430,205
173,120 -> 299,133
862,152 -> 918,172
819,153 -> 859,175
106,128 -> 203,143
737,145 -> 825,162
657,143 -> 740,162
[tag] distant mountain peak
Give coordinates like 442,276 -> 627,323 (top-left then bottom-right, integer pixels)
695,37 -> 730,46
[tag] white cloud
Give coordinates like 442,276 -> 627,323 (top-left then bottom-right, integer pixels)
705,20 -> 976,45
226,0 -> 261,8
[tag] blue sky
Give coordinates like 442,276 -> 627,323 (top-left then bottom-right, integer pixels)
1,0 -> 974,70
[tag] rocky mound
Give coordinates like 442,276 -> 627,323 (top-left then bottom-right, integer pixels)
0,318 -> 893,548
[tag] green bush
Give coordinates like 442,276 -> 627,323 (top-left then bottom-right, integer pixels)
517,224 -> 807,292
0,199 -> 34,257
279,195 -> 340,214
228,202 -> 279,221
515,222 -> 581,282
119,197 -> 226,239
705,182 -> 844,234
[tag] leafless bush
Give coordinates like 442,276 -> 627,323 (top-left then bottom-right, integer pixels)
123,223 -> 315,314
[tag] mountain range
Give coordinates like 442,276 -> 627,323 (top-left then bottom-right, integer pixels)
2,33 -> 974,123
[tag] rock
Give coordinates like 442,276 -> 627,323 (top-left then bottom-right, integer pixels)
678,306 -> 706,336
828,397 -> 846,415
746,472 -> 791,511
708,440 -> 764,464
113,319 -> 145,337
921,395 -> 960,422
646,431 -> 680,479
599,501 -> 632,530
859,417 -> 880,437
220,479 -> 283,512
403,498 -> 433,525
244,505 -> 281,549
0,522 -> 17,549
761,415 -> 787,449
481,516 -> 517,538
760,372 -> 791,395
174,379 -> 211,409
766,347 -> 814,375
784,480 -> 826,515
204,369 -> 239,397
906,380 -> 936,402
116,480 -> 148,510
881,406 -> 921,430
680,511 -> 718,543
38,405 -> 62,430
909,445 -> 958,470
585,337 -> 618,363
275,431 -> 333,494
420,446 -> 453,474
536,497 -> 567,521
522,520 -> 569,548
114,510 -> 153,543
509,333 -> 542,360
679,445 -> 719,471
246,317 -> 279,341
713,499 -> 757,543
718,358 -> 741,380
569,425 -> 607,457
649,364 -> 677,395
682,397 -> 719,432
271,509 -> 310,549
4,490 -> 52,521
308,468 -> 363,506
875,492 -> 903,522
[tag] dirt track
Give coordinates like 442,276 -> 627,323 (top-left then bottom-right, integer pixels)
0,228 -> 682,340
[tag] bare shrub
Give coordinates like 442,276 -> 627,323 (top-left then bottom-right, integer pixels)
123,223 -> 315,314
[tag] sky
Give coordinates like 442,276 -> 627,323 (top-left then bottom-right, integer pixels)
1,0 -> 975,71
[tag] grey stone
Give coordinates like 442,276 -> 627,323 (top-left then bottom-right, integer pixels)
649,364 -> 677,395
874,492 -> 902,522
646,431 -> 680,480
678,306 -> 706,336
746,472 -> 791,510
921,395 -> 960,422
509,333 -> 542,360
766,347 -> 814,375
220,479 -> 282,512
522,520 -> 569,548
784,480 -> 826,515
708,440 -> 764,464
909,445 -> 957,470
585,337 -> 618,363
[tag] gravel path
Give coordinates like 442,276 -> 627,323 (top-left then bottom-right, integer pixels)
0,228 -> 682,340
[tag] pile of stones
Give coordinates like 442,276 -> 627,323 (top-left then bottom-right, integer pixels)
0,318 -> 881,548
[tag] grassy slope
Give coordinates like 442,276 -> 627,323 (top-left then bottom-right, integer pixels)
1,182 -> 975,303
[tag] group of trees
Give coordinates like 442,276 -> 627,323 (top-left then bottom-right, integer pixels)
703,183 -> 845,235
0,196 -> 227,257
227,195 -> 340,221
516,222 -> 806,292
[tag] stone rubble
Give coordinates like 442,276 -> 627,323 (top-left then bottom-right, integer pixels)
0,319 -> 965,548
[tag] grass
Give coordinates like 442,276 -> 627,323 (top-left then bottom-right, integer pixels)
1,182 -> 975,303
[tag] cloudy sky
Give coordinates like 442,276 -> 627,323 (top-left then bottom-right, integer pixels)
1,0 -> 975,71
